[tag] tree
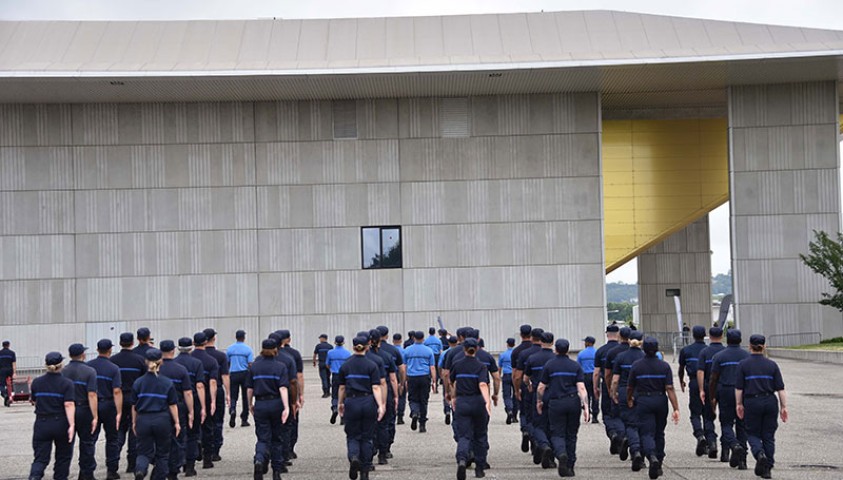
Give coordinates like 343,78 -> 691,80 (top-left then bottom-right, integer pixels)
711,271 -> 732,295
606,302 -> 634,323
799,230 -> 843,312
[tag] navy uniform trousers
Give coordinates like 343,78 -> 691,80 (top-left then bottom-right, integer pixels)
717,386 -> 747,450
519,384 -> 534,437
200,397 -> 215,460
600,379 -> 615,439
344,396 -> 378,468
618,386 -> 641,455
319,365 -> 331,396
744,394 -> 778,465
168,401 -> 188,474
688,379 -> 704,438
30,416 -> 74,480
75,405 -> 96,475
118,402 -> 138,468
407,375 -> 431,422
397,383 -> 407,419
636,394 -> 668,462
583,374 -> 597,420
229,371 -> 250,422
136,411 -> 172,480
532,399 -> 551,449
331,376 -> 342,413
454,395 -> 489,466
186,395 -> 201,467
93,400 -> 120,473
376,389 -> 396,454
502,374 -> 514,414
254,398 -> 285,471
548,395 -> 580,469
212,388 -> 225,455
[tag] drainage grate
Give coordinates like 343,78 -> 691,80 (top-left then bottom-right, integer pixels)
793,465 -> 839,470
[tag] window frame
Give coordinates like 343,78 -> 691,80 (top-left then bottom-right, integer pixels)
360,225 -> 403,270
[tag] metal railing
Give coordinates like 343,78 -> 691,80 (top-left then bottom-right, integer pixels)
767,332 -> 822,348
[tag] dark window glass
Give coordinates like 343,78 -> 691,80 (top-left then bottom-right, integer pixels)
333,100 -> 357,139
362,226 -> 402,269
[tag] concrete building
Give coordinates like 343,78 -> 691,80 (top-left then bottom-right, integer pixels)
0,11 -> 842,358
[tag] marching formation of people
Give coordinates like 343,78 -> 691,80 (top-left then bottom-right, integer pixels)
17,320 -> 788,480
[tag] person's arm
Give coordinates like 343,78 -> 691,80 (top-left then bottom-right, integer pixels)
338,385 -> 346,417
65,401 -> 76,443
11,361 -> 15,378
696,368 -> 706,403
480,382 -> 491,415
577,381 -> 590,422
610,374 -> 620,402
678,352 -> 687,392
373,385 -> 385,421
592,370 -> 601,400
209,378 -> 217,416
297,372 -> 304,408
389,372 -> 398,410
429,365 -> 438,393
512,369 -> 523,401
735,388 -> 745,420
169,403 -> 181,437
536,382 -> 546,414
196,382 -> 206,424
708,371 -> 720,409
184,390 -> 194,426
666,385 -> 680,425
491,371 -> 501,406
88,391 -> 98,434
131,405 -> 137,436
777,389 -> 788,422
288,378 -> 299,416
280,386 -> 290,423
312,349 -> 318,368
379,378 -> 387,405
113,388 -> 123,426
223,373 -> 231,408
442,368 -> 451,401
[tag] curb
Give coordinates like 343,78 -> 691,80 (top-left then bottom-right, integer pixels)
767,348 -> 843,365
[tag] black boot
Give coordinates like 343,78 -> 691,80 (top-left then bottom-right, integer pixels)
648,457 -> 661,480
540,446 -> 555,469
445,413 -> 451,425
474,466 -> 485,478
330,411 -> 338,424
397,416 -> 404,425
619,436 -> 629,461
457,460 -> 467,480
272,471 -> 282,480
377,453 -> 388,465
521,433 -> 530,453
631,452 -> 645,472
410,412 -> 418,431
183,465 -> 196,477
720,447 -> 730,463
557,454 -> 570,477
696,436 -> 707,457
610,433 -> 621,455
419,421 -> 427,433
229,413 -> 236,428
202,457 -> 214,469
349,456 -> 360,480
166,474 -> 178,480
106,472 -> 121,480
505,412 -> 512,424
254,462 -> 263,480
709,443 -> 719,459
730,446 -> 744,468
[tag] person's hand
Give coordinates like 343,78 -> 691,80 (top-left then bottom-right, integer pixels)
116,412 -> 122,427
201,408 -> 207,424
67,425 -> 75,443
515,390 -> 522,401
394,397 -> 398,411
250,403 -> 255,415
536,400 -> 543,415
210,402 -> 216,417
450,399 -> 456,413
780,406 -> 788,423
338,403 -> 345,417
491,394 -> 499,407
699,391 -> 705,404
377,404 -> 385,422
282,409 -> 289,424
583,407 -> 590,423
612,392 -> 619,404
485,401 -> 492,416
91,417 -> 98,434
627,399 -> 634,409
680,381 -> 686,393
132,422 -> 137,436
671,409 -> 680,425
527,383 -> 533,393
174,423 -> 181,437
226,395 -> 231,408
188,412 -> 194,426
736,404 -> 744,420
299,396 -> 305,409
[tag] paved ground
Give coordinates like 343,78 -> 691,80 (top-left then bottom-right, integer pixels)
1,356 -> 842,480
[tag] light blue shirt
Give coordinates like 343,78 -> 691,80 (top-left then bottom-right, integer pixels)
499,348 -> 513,374
577,346 -> 596,374
403,343 -> 436,377
423,335 -> 442,355
226,342 -> 254,373
326,345 -> 352,374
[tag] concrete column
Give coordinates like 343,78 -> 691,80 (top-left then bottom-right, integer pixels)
729,81 -> 843,340
638,216 -> 712,333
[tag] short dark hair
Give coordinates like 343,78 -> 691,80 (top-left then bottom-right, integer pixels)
1,341 -> 9,348
429,327 -> 436,335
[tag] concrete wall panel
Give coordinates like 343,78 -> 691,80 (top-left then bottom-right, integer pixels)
256,140 -> 399,185
0,191 -> 75,234
0,147 -> 74,190
0,235 -> 76,280
258,228 -> 360,272
0,279 -> 76,324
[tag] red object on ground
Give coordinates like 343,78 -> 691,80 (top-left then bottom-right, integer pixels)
7,376 -> 31,403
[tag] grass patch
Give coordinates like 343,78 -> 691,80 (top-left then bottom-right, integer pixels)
785,343 -> 843,351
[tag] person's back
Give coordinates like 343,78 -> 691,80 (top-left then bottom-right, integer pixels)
577,345 -> 595,375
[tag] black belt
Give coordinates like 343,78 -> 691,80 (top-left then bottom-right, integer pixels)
635,391 -> 665,397
36,414 -> 66,420
550,393 -> 578,400
76,402 -> 90,407
255,395 -> 280,401
746,392 -> 773,399
347,392 -> 372,398
456,393 -> 482,398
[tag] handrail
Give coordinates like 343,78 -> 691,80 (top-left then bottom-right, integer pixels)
767,332 -> 822,348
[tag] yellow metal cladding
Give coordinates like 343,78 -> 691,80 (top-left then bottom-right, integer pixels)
603,118 -> 729,273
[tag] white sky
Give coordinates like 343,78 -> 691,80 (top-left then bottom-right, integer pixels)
3,0 -> 841,284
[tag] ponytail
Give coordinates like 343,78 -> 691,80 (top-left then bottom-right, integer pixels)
147,359 -> 162,375
629,339 -> 643,349
353,344 -> 366,353
261,348 -> 277,358
465,347 -> 477,356
46,364 -> 61,373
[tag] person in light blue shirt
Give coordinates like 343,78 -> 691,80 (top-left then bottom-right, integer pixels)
326,336 -> 352,425
577,336 -> 599,423
226,330 -> 254,428
403,331 -> 437,432
499,338 -> 515,424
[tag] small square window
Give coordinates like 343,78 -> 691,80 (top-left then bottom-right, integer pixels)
362,226 -> 402,269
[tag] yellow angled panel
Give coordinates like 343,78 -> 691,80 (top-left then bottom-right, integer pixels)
603,118 -> 729,273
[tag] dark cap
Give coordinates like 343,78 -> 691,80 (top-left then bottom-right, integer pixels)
463,338 -> 479,349
262,339 -> 278,350
447,336 -> 458,344
202,328 -> 217,340
583,336 -> 596,344
540,331 -> 555,344
335,335 -> 345,344
145,348 -> 163,361
506,338 -> 515,346
530,328 -> 544,339
455,327 -> 467,338
555,338 -> 570,352
643,337 -> 659,352
709,327 -> 723,337
137,327 -> 151,340
68,343 -> 87,357
119,332 -> 134,345
606,325 -> 620,333
368,329 -> 382,342
393,333 -> 402,341
278,330 -> 291,340
629,330 -> 644,341
413,331 -> 424,340
45,351 -> 63,366
465,328 -> 480,339
438,329 -> 447,335
193,332 -> 207,346
352,336 -> 368,347
159,340 -> 175,352
727,329 -> 742,344
750,334 -> 766,346
319,333 -> 328,339
268,332 -> 282,342
97,339 -> 113,351
236,330 -> 246,339
619,327 -> 631,339
692,325 -> 706,339
478,339 -> 485,348
178,337 -> 193,348
519,324 -> 532,336
377,326 -> 389,336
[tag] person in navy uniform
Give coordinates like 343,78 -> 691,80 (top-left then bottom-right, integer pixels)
403,330 -> 437,433
159,340 -> 194,480
498,338 -> 515,424
132,348 -> 181,480
0,340 -> 16,407
275,330 -> 304,462
338,336 -> 385,480
376,325 -> 405,454
576,336 -> 598,424
63,343 -> 99,480
313,334 -> 333,398
191,332 -> 219,469
29,352 -> 75,480
609,330 -> 645,469
134,328 -> 154,358
736,334 -> 788,479
710,329 -> 751,471
522,331 -> 557,469
111,332 -> 148,474
696,326 -> 725,461
593,325 -> 620,443
509,325 -> 534,426
512,327 -> 543,454
366,329 -> 397,465
627,337 -> 680,480
392,333 -> 408,425
448,338 -> 491,480
678,325 -> 709,456
603,326 -> 631,456
88,339 -> 124,480
536,338 -> 589,478
202,328 -> 230,463
439,335 -> 458,425
174,337 -> 206,477
327,336 -> 352,425
247,338 -> 291,480
268,332 -> 299,472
